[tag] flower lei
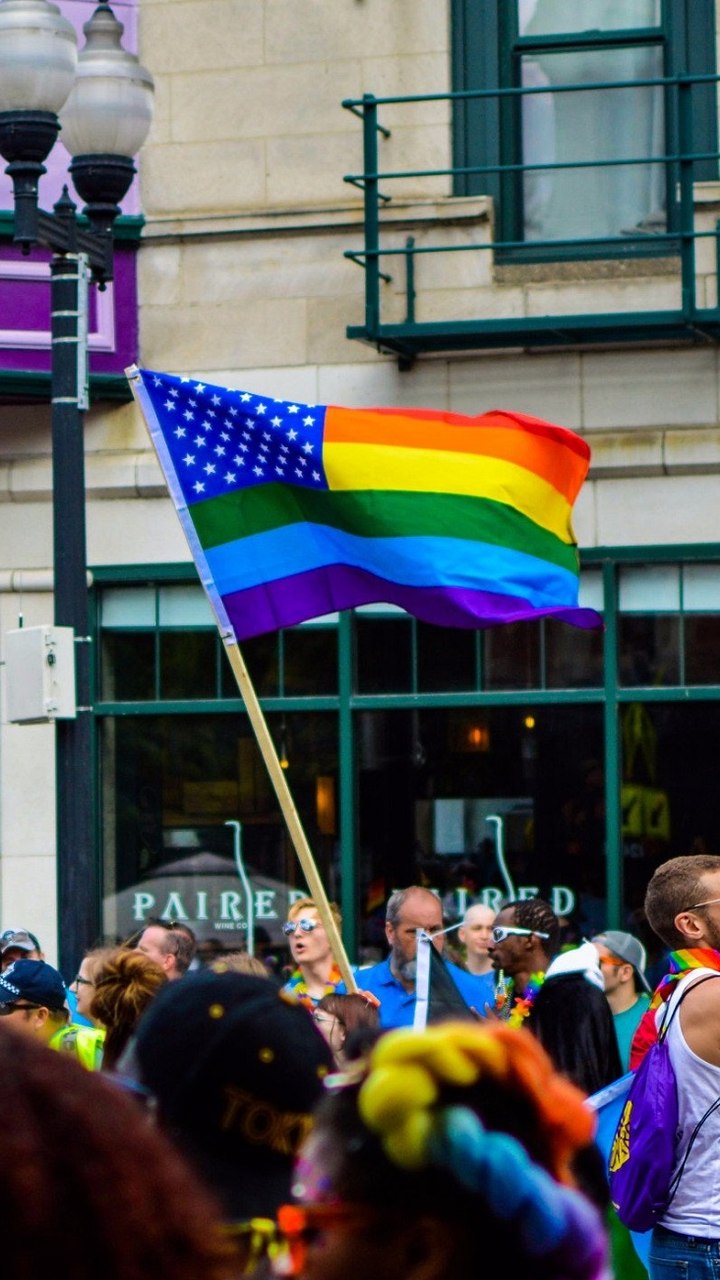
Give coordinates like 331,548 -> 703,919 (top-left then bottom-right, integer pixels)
495,972 -> 546,1027
288,962 -> 342,1009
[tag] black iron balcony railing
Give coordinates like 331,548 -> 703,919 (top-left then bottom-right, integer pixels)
342,72 -> 720,364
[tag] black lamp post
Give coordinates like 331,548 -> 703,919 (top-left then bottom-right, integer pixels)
0,0 -> 154,975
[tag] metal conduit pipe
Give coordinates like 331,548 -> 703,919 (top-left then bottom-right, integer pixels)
0,569 -> 93,591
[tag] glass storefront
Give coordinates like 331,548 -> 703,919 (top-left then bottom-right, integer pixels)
95,552 -> 720,971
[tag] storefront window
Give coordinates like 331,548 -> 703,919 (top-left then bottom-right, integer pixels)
357,703 -> 605,958
356,611 -> 412,692
101,631 -> 155,701
101,710 -> 339,968
96,555 -> 720,965
283,627 -> 338,695
483,621 -> 541,689
416,622 -> 478,692
160,632 -> 218,700
620,700 -> 720,972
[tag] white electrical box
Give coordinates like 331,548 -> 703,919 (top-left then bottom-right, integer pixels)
3,626 -> 77,723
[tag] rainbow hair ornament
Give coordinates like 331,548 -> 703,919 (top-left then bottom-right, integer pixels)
355,1023 -> 608,1280
429,1107 -> 607,1280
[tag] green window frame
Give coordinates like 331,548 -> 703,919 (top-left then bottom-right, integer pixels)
451,0 -> 718,260
92,548 -> 720,951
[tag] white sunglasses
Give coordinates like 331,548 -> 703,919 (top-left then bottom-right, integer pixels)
491,925 -> 550,943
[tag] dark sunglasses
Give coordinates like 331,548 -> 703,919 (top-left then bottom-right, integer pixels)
282,918 -> 320,936
0,1002 -> 43,1016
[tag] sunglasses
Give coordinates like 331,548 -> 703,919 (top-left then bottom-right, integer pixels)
686,896 -> 720,912
0,1002 -> 43,1016
274,1203 -> 380,1276
491,925 -> 550,944
282,918 -> 320,936
598,955 -> 627,968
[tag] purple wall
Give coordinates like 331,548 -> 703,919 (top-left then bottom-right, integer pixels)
0,0 -> 141,378
0,242 -> 139,374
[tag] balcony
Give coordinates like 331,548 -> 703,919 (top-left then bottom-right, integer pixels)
342,72 -> 720,365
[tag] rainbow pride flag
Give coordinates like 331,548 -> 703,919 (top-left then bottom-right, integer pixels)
128,367 -> 602,642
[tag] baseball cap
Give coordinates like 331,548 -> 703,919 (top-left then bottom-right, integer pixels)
0,928 -> 41,956
0,959 -> 68,1011
592,930 -> 652,993
123,969 -> 334,1220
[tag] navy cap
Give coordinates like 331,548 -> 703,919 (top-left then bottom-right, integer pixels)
0,959 -> 68,1011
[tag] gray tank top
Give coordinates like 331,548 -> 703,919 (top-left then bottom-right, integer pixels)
659,970 -> 720,1237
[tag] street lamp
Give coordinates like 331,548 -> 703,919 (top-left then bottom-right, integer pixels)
0,0 -> 154,974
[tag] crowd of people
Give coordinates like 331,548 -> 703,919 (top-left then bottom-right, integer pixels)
3,853 -> 720,1279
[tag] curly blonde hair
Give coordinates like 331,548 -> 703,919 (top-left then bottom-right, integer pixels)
90,947 -> 168,1070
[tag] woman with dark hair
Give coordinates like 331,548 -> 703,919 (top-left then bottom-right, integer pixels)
90,946 -> 168,1071
275,1021 -> 610,1280
313,992 -> 381,1066
0,1024 -> 241,1280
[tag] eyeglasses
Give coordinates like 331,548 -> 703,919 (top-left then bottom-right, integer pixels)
282,918 -> 320,936
491,925 -> 550,944
0,1002 -> 43,1017
686,896 -> 720,912
72,974 -> 94,987
274,1203 -> 381,1276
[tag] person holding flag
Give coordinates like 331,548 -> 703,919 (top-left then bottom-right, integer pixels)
337,886 -> 484,1029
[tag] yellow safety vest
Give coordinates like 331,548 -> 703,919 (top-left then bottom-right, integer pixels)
50,1023 -> 105,1071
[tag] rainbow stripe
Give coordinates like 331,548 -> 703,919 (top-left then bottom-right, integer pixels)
130,369 -> 601,641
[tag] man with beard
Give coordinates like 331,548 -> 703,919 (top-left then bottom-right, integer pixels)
625,855 -> 720,1277
342,885 -> 484,1028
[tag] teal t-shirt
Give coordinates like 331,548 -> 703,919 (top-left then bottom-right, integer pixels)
613,994 -> 651,1071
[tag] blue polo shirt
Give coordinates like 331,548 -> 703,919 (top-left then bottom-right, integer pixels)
456,967 -> 496,1016
339,957 -> 490,1029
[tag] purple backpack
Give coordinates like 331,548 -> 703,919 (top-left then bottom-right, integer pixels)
609,974 -> 720,1232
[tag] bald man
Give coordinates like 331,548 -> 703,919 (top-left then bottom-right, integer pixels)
458,903 -> 496,977
456,903 -> 498,1013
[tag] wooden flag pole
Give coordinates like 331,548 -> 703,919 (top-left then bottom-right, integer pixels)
224,641 -> 358,993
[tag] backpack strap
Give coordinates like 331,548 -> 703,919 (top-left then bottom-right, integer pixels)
659,971 -> 720,1041
659,972 -> 720,1208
